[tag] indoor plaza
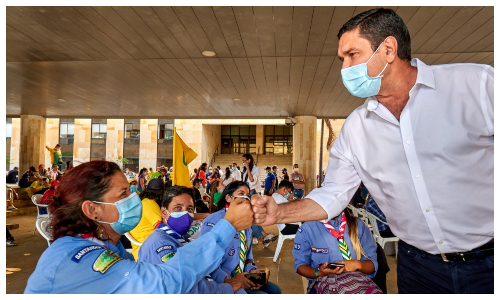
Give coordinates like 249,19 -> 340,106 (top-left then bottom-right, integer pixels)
5,5 -> 494,295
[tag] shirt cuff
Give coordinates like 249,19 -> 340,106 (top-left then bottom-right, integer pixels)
211,218 -> 237,249
305,187 -> 344,222
220,283 -> 235,294
244,263 -> 257,273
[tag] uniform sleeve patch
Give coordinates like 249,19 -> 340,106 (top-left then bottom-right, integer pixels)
294,243 -> 301,250
311,247 -> 329,254
71,245 -> 104,262
161,252 -> 176,263
93,250 -> 122,274
156,245 -> 173,253
297,228 -> 303,233
207,222 -> 215,227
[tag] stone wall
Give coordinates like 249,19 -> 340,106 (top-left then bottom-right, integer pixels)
106,119 -> 125,167
19,115 -> 46,173
293,116 -> 317,194
73,119 -> 92,164
9,118 -> 20,170
202,124 -> 221,169
139,119 -> 158,171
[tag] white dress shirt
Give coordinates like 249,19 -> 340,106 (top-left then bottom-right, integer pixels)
232,169 -> 242,181
242,165 -> 260,191
272,193 -> 288,231
306,58 -> 493,254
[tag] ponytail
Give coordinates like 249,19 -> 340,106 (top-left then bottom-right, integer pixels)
344,208 -> 368,259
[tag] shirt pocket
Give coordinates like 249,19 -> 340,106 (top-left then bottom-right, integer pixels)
311,248 -> 330,268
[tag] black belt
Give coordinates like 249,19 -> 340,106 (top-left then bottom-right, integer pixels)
439,240 -> 494,262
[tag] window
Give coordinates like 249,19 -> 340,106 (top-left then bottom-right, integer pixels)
59,119 -> 75,169
91,119 -> 107,160
264,125 -> 293,155
124,120 -> 140,173
125,123 -> 140,139
221,125 -> 257,154
158,120 -> 174,168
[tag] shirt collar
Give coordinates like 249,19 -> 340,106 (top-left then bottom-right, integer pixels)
364,58 -> 436,117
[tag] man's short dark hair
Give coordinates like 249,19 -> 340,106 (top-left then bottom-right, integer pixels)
29,166 -> 36,172
337,8 -> 411,62
272,165 -> 278,171
265,166 -> 271,171
278,180 -> 294,191
293,163 -> 299,167
193,178 -> 202,186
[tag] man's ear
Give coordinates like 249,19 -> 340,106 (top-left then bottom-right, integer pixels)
384,36 -> 398,64
81,200 -> 99,221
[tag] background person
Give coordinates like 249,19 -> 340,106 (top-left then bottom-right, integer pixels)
263,166 -> 276,196
291,164 -> 306,200
251,8 -> 494,294
45,144 -> 62,171
272,180 -> 299,235
48,165 -> 62,181
34,164 -> 48,179
137,168 -> 148,193
18,167 -> 37,188
222,167 -> 235,186
24,160 -> 254,294
6,166 -> 18,184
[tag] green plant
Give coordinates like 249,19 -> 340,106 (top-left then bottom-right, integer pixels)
116,156 -> 129,164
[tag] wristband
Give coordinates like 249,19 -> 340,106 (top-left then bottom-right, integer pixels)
314,268 -> 319,277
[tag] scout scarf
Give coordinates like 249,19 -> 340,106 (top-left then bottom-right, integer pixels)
225,204 -> 247,276
158,223 -> 190,246
322,212 -> 352,260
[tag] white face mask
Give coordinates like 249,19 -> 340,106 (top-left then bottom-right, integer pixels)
294,168 -> 299,172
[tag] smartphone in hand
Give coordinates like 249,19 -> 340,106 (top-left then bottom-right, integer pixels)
327,263 -> 345,269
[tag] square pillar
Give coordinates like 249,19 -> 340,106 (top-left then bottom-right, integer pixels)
293,116 -> 317,195
73,119 -> 92,164
106,119 -> 125,166
256,125 -> 264,154
139,119 -> 158,171
9,118 -> 20,170
19,115 -> 46,173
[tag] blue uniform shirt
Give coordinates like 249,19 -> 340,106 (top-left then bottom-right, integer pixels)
25,219 -> 236,294
292,217 -> 378,284
200,209 -> 258,283
264,172 -> 276,191
138,225 -> 244,294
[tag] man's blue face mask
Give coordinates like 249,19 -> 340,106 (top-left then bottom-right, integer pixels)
340,40 -> 388,98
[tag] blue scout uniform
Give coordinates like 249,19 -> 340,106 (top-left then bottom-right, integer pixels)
292,217 -> 378,285
25,219 -> 236,294
200,209 -> 257,282
138,223 -> 245,294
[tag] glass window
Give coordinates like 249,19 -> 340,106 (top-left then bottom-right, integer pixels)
125,123 -> 140,139
59,119 -> 75,170
221,125 -> 257,155
264,125 -> 293,155
265,125 -> 274,135
158,120 -> 174,167
91,120 -> 107,159
231,125 -> 239,136
222,125 -> 230,135
240,125 -> 249,136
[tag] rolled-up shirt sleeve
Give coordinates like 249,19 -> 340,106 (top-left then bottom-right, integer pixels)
305,126 -> 361,221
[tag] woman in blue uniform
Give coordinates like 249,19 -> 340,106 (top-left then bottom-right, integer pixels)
24,161 -> 253,294
292,207 -> 378,293
138,185 -> 244,294
200,181 -> 282,294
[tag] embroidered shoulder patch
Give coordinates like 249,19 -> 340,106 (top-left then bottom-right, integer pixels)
297,228 -> 303,233
161,252 -> 176,263
156,245 -> 173,253
311,247 -> 329,254
294,243 -> 301,250
71,245 -> 104,262
93,250 -> 123,274
207,222 -> 215,227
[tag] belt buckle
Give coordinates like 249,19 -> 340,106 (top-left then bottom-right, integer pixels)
441,253 -> 449,262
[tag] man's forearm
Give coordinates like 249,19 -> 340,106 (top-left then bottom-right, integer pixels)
276,198 -> 328,224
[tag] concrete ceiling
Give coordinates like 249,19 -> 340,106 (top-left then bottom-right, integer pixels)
6,6 -> 494,119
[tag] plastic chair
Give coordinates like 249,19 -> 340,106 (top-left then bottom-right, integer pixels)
36,217 -> 52,247
366,212 -> 399,257
124,232 -> 143,246
273,222 -> 301,263
31,194 -> 49,235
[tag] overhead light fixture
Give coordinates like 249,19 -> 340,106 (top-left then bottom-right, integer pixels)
57,98 -> 66,102
202,50 -> 216,57
232,98 -> 241,101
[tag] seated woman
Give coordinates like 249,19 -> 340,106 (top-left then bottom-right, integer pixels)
24,160 -> 254,294
138,185 -> 244,294
200,181 -> 282,294
128,178 -> 164,260
292,207 -> 379,294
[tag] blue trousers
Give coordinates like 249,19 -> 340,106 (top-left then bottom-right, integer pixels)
293,189 -> 304,199
245,281 -> 282,294
252,224 -> 265,239
397,240 -> 494,293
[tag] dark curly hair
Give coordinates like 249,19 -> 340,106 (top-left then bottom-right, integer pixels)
48,161 -> 122,241
215,181 -> 249,212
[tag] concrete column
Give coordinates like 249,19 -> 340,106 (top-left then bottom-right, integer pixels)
73,119 -> 92,164
106,119 -> 125,166
45,118 -> 60,167
174,119 -> 203,171
139,119 -> 158,171
9,118 -> 21,170
293,116 -> 317,194
19,115 -> 46,173
202,124 -> 221,168
315,119 -> 346,184
256,125 -> 264,154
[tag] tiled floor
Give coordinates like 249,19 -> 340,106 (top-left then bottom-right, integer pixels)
6,213 -> 398,294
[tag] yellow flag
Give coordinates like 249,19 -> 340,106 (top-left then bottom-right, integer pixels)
172,127 -> 197,188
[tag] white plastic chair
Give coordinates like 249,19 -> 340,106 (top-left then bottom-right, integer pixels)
366,212 -> 399,257
31,194 -> 49,235
273,222 -> 302,263
36,217 -> 52,247
124,232 -> 143,254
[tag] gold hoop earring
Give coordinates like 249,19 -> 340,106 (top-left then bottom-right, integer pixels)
97,223 -> 105,240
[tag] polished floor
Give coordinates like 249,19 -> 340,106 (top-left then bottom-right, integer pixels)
6,212 -> 398,294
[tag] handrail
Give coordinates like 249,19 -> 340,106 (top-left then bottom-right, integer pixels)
209,145 -> 219,167
256,146 -> 260,165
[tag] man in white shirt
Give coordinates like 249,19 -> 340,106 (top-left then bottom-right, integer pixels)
251,8 -> 493,294
272,180 -> 299,236
231,162 -> 242,181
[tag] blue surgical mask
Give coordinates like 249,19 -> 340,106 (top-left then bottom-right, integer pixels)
166,211 -> 194,236
129,185 -> 137,193
341,40 -> 388,98
94,193 -> 142,235
284,193 -> 290,200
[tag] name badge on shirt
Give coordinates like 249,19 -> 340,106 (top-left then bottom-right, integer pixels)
294,243 -> 301,250
312,247 -> 329,254
72,245 -> 104,262
207,222 -> 215,227
156,245 -> 173,253
228,249 -> 236,256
